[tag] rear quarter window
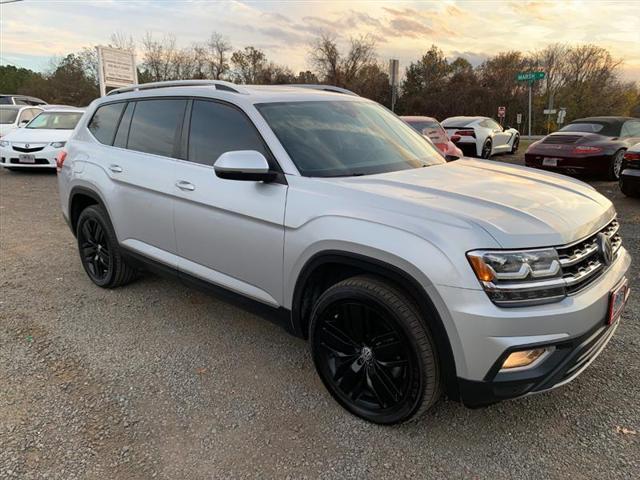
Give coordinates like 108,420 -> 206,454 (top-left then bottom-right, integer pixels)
126,99 -> 187,158
88,102 -> 126,145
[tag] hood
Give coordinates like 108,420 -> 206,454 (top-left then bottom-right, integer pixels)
0,124 -> 17,137
1,127 -> 74,144
329,159 -> 614,248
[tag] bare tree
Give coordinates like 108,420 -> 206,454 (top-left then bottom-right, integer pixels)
140,32 -> 177,81
231,46 -> 266,84
207,32 -> 232,80
309,33 -> 341,85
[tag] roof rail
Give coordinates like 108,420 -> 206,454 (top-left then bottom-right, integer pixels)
287,84 -> 359,96
106,80 -> 248,96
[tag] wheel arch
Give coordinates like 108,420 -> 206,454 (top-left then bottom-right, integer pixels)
291,250 -> 459,398
68,186 -> 109,236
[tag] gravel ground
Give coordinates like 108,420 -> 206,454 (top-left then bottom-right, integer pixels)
1,156 -> 638,479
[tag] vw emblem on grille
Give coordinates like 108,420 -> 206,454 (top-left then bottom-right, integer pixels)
596,232 -> 613,266
25,143 -> 30,148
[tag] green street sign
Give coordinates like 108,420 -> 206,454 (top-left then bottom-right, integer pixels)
516,71 -> 545,81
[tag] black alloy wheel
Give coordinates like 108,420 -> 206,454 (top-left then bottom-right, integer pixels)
511,136 -> 520,154
76,205 -> 137,288
610,150 -> 625,180
310,276 -> 441,424
481,140 -> 492,159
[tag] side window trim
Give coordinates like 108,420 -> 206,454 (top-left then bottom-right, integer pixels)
87,101 -> 127,146
179,99 -> 194,161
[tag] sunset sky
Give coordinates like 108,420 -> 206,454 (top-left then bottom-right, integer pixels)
1,0 -> 639,81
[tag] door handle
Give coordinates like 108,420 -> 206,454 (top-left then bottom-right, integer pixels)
109,164 -> 123,173
176,180 -> 196,191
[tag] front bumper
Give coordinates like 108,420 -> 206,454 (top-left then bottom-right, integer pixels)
0,146 -> 58,168
436,247 -> 631,406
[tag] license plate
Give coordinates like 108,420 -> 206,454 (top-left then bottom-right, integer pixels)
18,154 -> 35,164
543,157 -> 559,167
607,279 -> 629,325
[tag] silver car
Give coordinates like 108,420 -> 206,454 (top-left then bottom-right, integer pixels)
57,81 -> 631,424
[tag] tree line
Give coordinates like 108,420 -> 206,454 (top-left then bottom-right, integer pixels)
1,31 -> 638,133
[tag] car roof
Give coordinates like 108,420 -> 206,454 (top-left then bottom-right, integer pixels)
571,116 -> 637,125
0,105 -> 23,110
38,107 -> 85,113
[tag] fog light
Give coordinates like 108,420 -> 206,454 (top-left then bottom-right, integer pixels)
501,348 -> 547,370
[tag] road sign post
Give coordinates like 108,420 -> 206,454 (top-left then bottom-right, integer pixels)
389,59 -> 399,112
516,71 -> 545,137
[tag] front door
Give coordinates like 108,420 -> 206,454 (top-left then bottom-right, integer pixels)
173,99 -> 287,306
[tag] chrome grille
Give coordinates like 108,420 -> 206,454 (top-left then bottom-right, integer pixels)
557,219 -> 622,294
13,145 -> 45,153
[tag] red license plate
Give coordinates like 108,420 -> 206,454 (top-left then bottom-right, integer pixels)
608,279 -> 629,325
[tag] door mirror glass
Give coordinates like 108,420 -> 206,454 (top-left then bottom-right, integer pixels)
445,154 -> 460,161
214,150 -> 276,182
19,120 -> 29,127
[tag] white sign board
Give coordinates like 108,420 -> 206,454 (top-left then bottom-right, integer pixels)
96,46 -> 137,96
516,113 -> 522,124
389,59 -> 400,87
543,109 -> 557,115
557,108 -> 567,124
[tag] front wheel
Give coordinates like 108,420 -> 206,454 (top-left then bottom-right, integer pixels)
309,275 -> 441,424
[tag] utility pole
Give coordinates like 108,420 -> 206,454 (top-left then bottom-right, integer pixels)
389,59 -> 399,113
516,71 -> 544,137
528,81 -> 532,137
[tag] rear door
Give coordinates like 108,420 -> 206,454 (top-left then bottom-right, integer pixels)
89,98 -> 187,264
173,99 -> 287,306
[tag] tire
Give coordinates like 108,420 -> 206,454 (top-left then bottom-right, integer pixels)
620,176 -> 640,198
76,205 -> 137,288
309,275 -> 441,424
510,135 -> 520,154
480,139 -> 492,159
608,149 -> 625,181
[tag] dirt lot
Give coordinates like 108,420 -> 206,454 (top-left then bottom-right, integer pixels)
1,154 -> 638,479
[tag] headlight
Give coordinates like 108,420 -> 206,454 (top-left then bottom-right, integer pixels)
50,141 -> 66,148
0,140 -> 9,148
467,248 -> 566,306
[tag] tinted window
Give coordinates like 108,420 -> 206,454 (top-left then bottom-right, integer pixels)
89,102 -> 125,145
127,99 -> 186,157
257,101 -> 444,177
0,108 -> 19,123
114,102 -> 134,148
560,122 -> 605,133
0,97 -> 11,105
188,100 -> 269,165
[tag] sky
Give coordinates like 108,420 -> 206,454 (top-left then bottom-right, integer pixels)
1,0 -> 639,81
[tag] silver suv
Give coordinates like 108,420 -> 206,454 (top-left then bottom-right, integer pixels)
58,81 -> 631,424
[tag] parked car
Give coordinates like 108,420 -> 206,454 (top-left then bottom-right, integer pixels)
524,116 -> 640,180
441,116 -> 519,158
0,94 -> 47,106
57,80 -> 630,425
619,142 -> 640,197
0,108 -> 85,170
0,105 -> 44,137
401,116 -> 463,160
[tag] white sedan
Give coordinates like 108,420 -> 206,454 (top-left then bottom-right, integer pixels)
441,116 -> 519,159
0,108 -> 84,170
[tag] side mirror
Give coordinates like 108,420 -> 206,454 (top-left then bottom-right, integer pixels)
445,154 -> 460,162
214,150 -> 276,182
19,120 -> 29,127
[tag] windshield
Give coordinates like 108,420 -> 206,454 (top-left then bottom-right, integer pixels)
0,108 -> 19,124
560,122 -> 604,133
257,101 -> 445,177
27,112 -> 83,130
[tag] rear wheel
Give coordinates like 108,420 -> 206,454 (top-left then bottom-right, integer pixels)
76,205 -> 137,288
309,275 -> 441,424
608,149 -> 625,180
481,139 -> 492,159
510,135 -> 520,154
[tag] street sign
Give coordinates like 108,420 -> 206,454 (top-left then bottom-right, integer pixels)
498,106 -> 506,118
557,108 -> 567,125
543,109 -> 557,115
516,71 -> 545,82
96,46 -> 137,96
516,113 -> 522,124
